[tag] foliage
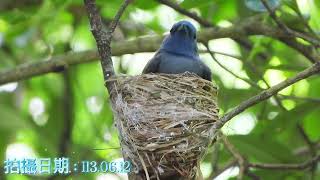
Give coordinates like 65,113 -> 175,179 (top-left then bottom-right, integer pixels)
0,0 -> 319,179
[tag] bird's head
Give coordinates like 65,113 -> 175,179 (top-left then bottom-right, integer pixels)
170,20 -> 197,40
160,20 -> 199,59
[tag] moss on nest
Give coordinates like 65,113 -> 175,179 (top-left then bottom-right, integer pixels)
111,72 -> 219,179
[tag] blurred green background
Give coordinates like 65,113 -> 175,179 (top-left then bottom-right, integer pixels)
0,0 -> 319,179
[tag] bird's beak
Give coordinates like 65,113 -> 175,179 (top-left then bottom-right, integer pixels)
176,25 -> 191,38
177,25 -> 184,32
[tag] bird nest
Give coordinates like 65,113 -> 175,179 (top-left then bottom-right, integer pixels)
111,72 -> 219,179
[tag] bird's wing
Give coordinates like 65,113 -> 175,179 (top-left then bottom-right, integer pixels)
142,52 -> 162,74
199,61 -> 212,81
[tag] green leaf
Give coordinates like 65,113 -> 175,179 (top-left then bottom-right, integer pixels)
251,102 -> 319,149
228,135 -> 296,163
0,104 -> 29,130
180,0 -> 213,9
252,169 -> 304,179
303,109 -> 320,141
133,0 -> 157,10
212,0 -> 237,23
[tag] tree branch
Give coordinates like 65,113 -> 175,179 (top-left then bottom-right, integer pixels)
280,95 -> 320,103
294,142 -> 320,156
221,135 -> 247,180
249,154 -> 320,170
47,70 -> 74,180
204,43 -> 261,89
218,134 -> 320,178
83,0 -> 131,92
217,61 -> 320,130
59,70 -> 74,157
209,159 -> 237,180
260,0 -> 320,47
297,125 -> 316,155
297,124 -> 317,178
0,18 -> 318,85
155,0 -> 212,27
260,0 -> 289,32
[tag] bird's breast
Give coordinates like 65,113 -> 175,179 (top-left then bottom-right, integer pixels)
157,53 -> 203,75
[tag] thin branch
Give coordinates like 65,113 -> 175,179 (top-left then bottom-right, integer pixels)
211,141 -> 221,174
266,64 -> 308,71
294,142 -> 320,156
293,3 -> 318,37
155,0 -> 212,27
59,70 -> 74,156
249,154 -> 320,170
244,43 -> 287,111
246,171 -> 261,180
280,37 -> 318,63
199,49 -> 241,60
297,125 -> 316,155
260,0 -> 289,32
297,124 -> 317,179
200,50 -> 320,103
260,0 -> 320,47
209,159 -> 238,180
47,70 -> 74,180
84,0 -> 131,92
107,0 -> 132,35
217,61 -> 320,130
280,95 -> 320,103
219,134 -> 320,179
204,43 -> 261,89
221,135 -> 247,180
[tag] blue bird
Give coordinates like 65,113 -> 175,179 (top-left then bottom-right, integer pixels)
142,20 -> 212,81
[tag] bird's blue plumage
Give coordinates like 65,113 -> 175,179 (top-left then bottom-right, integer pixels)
143,20 -> 212,81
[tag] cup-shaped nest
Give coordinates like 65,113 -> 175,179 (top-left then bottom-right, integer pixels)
112,72 -> 219,179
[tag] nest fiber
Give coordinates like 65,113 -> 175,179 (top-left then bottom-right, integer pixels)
112,73 -> 219,179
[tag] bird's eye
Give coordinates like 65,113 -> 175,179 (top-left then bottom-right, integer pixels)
193,34 -> 196,39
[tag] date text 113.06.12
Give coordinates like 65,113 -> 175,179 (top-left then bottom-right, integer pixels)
79,160 -> 131,173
